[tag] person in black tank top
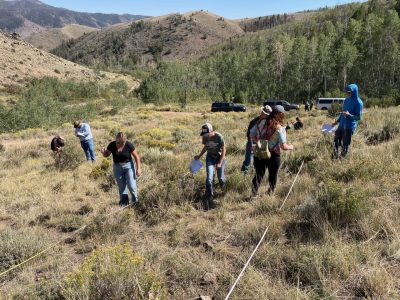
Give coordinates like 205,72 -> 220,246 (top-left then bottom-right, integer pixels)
101,132 -> 141,206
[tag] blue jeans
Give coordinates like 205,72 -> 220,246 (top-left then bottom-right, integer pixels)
206,154 -> 226,197
241,141 -> 253,172
334,128 -> 353,157
113,161 -> 138,206
80,138 -> 96,161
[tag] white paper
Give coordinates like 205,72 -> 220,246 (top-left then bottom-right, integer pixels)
189,159 -> 203,175
321,123 -> 338,134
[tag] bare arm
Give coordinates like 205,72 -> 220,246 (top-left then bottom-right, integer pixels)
132,149 -> 141,177
280,143 -> 294,151
194,146 -> 207,160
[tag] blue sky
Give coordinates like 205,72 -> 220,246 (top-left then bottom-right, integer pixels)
41,0 -> 365,19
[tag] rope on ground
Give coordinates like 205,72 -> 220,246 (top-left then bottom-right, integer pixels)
0,202 -> 133,278
224,136 -> 321,300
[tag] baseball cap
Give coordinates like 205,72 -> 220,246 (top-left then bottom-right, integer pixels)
200,123 -> 213,136
73,120 -> 81,128
261,105 -> 272,115
273,105 -> 285,114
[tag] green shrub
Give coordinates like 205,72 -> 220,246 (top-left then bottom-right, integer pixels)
365,96 -> 397,108
317,179 -> 370,225
328,102 -> 343,118
56,143 -> 85,170
109,79 -> 129,95
62,244 -> 166,299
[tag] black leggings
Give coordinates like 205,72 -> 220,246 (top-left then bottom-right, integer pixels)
252,154 -> 281,194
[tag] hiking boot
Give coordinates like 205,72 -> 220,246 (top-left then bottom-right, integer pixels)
202,194 -> 215,211
208,197 -> 216,209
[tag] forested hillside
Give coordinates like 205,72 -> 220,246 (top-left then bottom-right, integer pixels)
138,0 -> 400,104
51,11 -> 244,73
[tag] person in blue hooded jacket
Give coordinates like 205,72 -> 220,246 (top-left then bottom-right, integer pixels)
332,83 -> 363,158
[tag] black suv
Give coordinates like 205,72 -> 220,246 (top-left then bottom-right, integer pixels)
211,102 -> 246,112
263,100 -> 299,111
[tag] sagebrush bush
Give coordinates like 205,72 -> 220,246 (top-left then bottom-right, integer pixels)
62,244 -> 166,299
317,179 -> 370,225
0,229 -> 48,275
56,143 -> 85,170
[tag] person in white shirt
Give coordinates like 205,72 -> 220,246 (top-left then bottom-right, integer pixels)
74,120 -> 96,162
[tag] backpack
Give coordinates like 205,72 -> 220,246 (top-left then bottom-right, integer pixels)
253,119 -> 272,159
254,139 -> 270,159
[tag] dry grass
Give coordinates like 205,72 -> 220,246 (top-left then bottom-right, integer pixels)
0,105 -> 400,299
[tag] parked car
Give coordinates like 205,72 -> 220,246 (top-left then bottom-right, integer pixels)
316,98 -> 345,110
211,102 -> 246,112
263,100 -> 299,111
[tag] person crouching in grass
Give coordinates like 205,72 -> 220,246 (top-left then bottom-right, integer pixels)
101,132 -> 141,207
51,135 -> 65,169
194,123 -> 226,209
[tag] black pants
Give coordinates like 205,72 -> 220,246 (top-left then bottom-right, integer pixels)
252,154 -> 281,194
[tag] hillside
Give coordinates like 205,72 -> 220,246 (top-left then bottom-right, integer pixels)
51,10 -> 244,67
236,11 -> 316,32
0,0 -> 148,37
0,103 -> 399,299
0,30 -> 139,89
138,1 -> 400,104
25,24 -> 99,51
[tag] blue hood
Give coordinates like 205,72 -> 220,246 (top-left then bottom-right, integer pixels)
338,83 -> 363,131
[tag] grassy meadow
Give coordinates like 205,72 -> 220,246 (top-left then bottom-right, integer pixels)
0,103 -> 399,299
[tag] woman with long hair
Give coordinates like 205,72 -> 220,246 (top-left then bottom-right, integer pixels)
101,132 -> 141,206
251,105 -> 293,197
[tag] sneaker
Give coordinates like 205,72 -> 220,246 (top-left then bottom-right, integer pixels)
248,188 -> 258,201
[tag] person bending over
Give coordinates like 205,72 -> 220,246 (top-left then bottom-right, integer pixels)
194,123 -> 226,209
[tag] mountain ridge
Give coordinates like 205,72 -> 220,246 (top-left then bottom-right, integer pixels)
0,0 -> 149,37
